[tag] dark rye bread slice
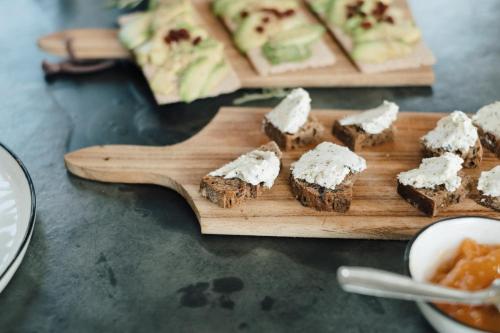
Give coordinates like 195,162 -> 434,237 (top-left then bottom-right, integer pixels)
397,172 -> 471,217
468,178 -> 500,212
475,194 -> 500,212
263,115 -> 324,151
421,138 -> 483,169
332,120 -> 395,151
199,141 -> 282,208
476,126 -> 500,158
289,172 -> 357,212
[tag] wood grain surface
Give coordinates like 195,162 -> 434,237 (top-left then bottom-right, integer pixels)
37,0 -> 435,88
64,107 -> 500,240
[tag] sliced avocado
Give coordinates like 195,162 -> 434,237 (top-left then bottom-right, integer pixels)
309,0 -> 330,15
265,24 -> 325,48
151,4 -> 190,30
326,0 -> 377,26
201,61 -> 230,96
343,16 -> 363,32
215,0 -> 255,19
262,43 -> 312,64
352,22 -> 421,44
257,0 -> 299,11
191,38 -> 225,62
179,57 -> 218,103
326,0 -> 353,26
119,13 -> 152,50
351,40 -> 412,63
213,0 -> 235,16
278,14 -> 307,31
234,12 -> 269,53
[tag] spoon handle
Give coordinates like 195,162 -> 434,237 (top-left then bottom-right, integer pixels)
337,266 -> 493,305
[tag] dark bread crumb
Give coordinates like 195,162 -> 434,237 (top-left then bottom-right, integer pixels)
397,172 -> 471,217
263,115 -> 324,151
476,126 -> 500,158
289,172 -> 357,212
467,178 -> 500,212
199,141 -> 281,208
332,120 -> 394,151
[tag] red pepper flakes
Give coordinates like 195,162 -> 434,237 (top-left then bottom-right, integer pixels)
240,10 -> 249,18
164,28 -> 191,44
361,21 -> 372,29
346,0 -> 366,20
192,36 -> 202,46
259,7 -> 295,19
262,16 -> 270,23
384,15 -> 394,24
372,1 -> 388,18
255,26 -> 264,33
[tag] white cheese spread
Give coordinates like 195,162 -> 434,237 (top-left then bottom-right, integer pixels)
339,101 -> 399,134
397,153 -> 464,192
209,149 -> 280,188
291,142 -> 367,190
421,111 -> 478,153
472,101 -> 500,138
265,88 -> 311,134
477,165 -> 500,197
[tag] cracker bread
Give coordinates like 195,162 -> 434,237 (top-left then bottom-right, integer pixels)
332,120 -> 394,151
307,0 -> 435,74
199,141 -> 282,208
119,10 -> 241,105
263,115 -> 324,151
221,13 -> 335,76
247,39 -> 335,76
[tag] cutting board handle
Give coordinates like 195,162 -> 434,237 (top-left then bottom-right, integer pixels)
38,29 -> 130,60
65,144 -> 186,192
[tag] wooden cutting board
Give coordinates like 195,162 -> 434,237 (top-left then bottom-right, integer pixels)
64,107 -> 499,240
38,0 -> 435,88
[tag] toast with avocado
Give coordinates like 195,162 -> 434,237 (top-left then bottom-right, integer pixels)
213,0 -> 336,76
307,0 -> 435,73
118,0 -> 241,104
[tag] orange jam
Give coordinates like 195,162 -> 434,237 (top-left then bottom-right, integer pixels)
430,239 -> 500,333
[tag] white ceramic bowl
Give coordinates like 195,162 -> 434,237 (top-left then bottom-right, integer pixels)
405,216 -> 500,333
0,144 -> 36,293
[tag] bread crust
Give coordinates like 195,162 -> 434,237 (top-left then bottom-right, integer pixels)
263,116 -> 324,151
476,126 -> 500,158
332,120 -> 394,151
421,138 -> 483,168
289,173 -> 357,212
199,141 -> 282,208
397,173 -> 470,217
468,178 -> 500,212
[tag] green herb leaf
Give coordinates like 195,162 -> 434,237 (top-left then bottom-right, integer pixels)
233,88 -> 290,105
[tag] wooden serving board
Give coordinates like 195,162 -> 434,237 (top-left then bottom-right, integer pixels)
38,0 -> 435,88
65,107 -> 499,240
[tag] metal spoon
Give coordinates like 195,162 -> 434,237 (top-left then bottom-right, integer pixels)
337,266 -> 500,311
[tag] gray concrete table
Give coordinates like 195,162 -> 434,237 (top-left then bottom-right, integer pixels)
1,0 -> 499,332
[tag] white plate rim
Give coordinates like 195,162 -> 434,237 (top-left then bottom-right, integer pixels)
403,215 -> 500,333
0,143 -> 36,282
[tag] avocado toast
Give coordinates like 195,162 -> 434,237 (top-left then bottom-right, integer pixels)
213,0 -> 336,76
118,0 -> 240,104
307,0 -> 435,73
